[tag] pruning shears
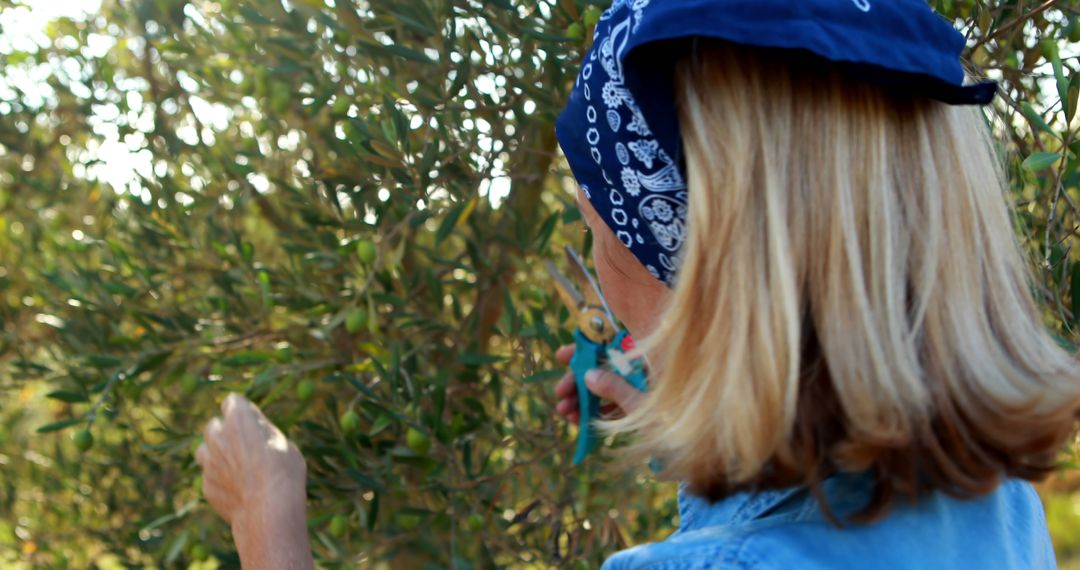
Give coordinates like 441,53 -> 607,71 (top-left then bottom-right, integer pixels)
547,245 -> 648,464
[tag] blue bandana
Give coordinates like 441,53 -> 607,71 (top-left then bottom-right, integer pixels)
556,0 -> 997,285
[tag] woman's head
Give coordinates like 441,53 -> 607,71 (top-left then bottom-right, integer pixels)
587,41 -> 1080,518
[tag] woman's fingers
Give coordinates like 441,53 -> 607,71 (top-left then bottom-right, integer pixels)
554,367 -> 581,421
195,441 -> 210,467
196,392 -> 309,530
556,364 -> 640,421
220,393 -> 280,449
599,402 -> 623,419
555,396 -> 578,418
221,391 -> 242,416
203,417 -> 226,455
222,393 -> 256,427
585,369 -> 644,415
554,370 -> 577,398
554,346 -> 577,423
555,344 -> 575,366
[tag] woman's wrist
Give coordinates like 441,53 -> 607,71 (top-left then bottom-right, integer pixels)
231,496 -> 314,570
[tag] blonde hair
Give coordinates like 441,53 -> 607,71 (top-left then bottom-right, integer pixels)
604,42 -> 1080,518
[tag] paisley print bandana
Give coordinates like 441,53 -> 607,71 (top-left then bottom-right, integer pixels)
555,0 -> 997,286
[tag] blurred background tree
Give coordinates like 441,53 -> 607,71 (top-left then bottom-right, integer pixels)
0,0 -> 1076,568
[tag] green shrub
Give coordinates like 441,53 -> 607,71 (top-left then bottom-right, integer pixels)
0,0 -> 1077,567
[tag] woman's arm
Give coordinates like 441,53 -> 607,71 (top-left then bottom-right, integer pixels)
194,350 -> 639,569
195,393 -> 315,570
231,501 -> 313,570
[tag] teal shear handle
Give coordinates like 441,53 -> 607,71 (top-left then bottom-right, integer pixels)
570,329 -> 647,464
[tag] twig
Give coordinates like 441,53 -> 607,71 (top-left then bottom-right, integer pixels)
84,370 -> 123,424
972,0 -> 1060,52
1042,132 -> 1075,265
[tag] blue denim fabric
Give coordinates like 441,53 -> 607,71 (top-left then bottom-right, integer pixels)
603,474 -> 1055,569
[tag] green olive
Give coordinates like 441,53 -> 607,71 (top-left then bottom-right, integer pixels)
583,6 -> 602,27
566,23 -> 584,41
397,512 -> 422,530
190,544 -> 208,561
296,379 -> 316,401
275,344 -> 295,362
406,427 -> 431,455
120,379 -> 142,401
355,240 -> 377,265
180,374 -> 199,395
345,308 -> 368,334
332,95 -> 351,115
340,409 -> 361,435
271,90 -> 290,115
329,514 -> 348,537
73,429 -> 94,452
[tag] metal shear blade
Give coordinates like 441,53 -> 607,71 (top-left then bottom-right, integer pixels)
546,246 -> 618,344
562,246 -> 618,327
545,260 -> 585,314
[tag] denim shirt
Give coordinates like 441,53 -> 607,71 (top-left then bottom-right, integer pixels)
603,474 -> 1055,569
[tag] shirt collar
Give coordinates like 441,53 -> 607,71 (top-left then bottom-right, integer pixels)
677,472 -> 874,532
677,482 -> 803,532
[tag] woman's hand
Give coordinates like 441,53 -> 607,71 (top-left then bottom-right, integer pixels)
554,344 -> 645,422
195,393 -> 314,570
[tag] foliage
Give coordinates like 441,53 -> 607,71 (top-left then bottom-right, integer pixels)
0,0 -> 1077,568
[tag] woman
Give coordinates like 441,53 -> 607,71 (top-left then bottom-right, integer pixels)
196,0 -> 1080,567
